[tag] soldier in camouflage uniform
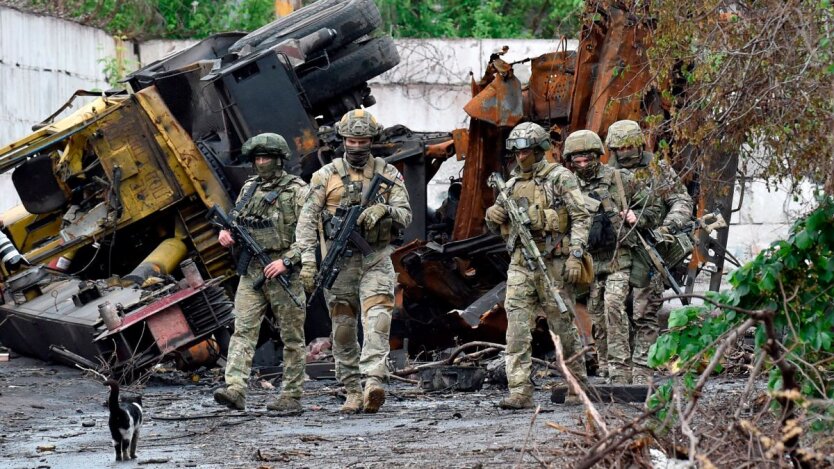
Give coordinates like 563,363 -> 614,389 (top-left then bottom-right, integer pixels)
565,130 -> 661,384
213,133 -> 308,413
295,109 -> 412,414
605,120 -> 694,383
484,122 -> 591,409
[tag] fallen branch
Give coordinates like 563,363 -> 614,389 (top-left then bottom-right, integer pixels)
394,341 -> 568,377
515,405 -> 541,469
550,332 -> 608,436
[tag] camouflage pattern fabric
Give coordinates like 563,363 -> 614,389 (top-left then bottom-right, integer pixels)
485,160 -> 590,398
325,246 -> 396,391
631,274 -> 664,383
576,164 -> 662,384
609,152 -> 693,232
505,254 -> 588,396
224,174 -> 308,398
576,164 -> 662,274
609,151 -> 693,382
587,270 -> 632,383
295,156 -> 412,392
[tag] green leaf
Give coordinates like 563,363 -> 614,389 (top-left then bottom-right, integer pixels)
759,270 -> 776,292
795,229 -> 814,250
668,309 -> 689,328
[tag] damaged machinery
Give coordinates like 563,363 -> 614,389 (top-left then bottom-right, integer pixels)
0,0 -> 736,380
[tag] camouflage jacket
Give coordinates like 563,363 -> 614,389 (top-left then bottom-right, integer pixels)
295,156 -> 412,264
486,160 -> 590,257
232,172 -> 308,267
610,151 -> 693,230
577,164 -> 663,273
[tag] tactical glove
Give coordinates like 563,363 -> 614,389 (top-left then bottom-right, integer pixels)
357,204 -> 388,230
485,205 -> 508,224
564,254 -> 583,284
300,262 -> 317,293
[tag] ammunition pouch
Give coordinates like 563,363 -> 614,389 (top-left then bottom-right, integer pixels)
543,207 -> 569,234
588,213 -> 617,252
237,217 -> 274,229
363,214 -> 393,245
654,230 -> 695,268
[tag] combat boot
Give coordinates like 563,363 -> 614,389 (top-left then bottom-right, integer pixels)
267,395 -> 303,414
498,394 -> 534,410
340,392 -> 364,414
363,379 -> 386,414
563,392 -> 582,406
631,368 -> 652,385
213,386 -> 245,410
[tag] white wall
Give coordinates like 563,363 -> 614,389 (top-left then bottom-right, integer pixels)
0,8 -> 806,262
0,6 -> 134,212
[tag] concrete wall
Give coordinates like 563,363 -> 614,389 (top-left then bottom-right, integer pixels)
0,8 -> 810,264
0,6 -> 132,212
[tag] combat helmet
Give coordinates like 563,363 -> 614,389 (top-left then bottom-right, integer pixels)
563,130 -> 604,159
336,109 -> 382,139
605,120 -> 644,149
505,122 -> 552,152
241,133 -> 291,161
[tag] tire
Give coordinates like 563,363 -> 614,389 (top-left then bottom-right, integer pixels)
229,0 -> 381,56
298,35 -> 400,106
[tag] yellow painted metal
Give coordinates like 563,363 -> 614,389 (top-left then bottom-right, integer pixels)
0,206 -> 61,253
135,88 -> 233,212
140,238 -> 188,275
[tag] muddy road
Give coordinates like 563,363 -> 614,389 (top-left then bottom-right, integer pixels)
0,356 -> 637,468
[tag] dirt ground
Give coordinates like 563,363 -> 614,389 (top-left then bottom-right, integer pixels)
0,355 -> 640,469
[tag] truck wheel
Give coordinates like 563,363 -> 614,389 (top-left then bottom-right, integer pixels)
298,35 -> 400,106
229,0 -> 381,56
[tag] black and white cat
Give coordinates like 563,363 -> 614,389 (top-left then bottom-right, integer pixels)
106,379 -> 143,461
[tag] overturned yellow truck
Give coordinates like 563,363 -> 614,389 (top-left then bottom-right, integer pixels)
0,0 -> 425,380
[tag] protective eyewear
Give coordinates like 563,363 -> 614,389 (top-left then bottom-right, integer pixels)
505,137 -> 536,151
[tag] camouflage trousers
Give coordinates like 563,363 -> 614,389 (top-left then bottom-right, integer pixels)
631,274 -> 663,382
588,269 -> 632,383
225,264 -> 306,398
324,246 -> 395,393
504,252 -> 587,398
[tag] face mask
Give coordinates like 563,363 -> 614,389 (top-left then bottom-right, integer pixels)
255,157 -> 280,179
515,149 -> 543,174
345,141 -> 372,167
614,148 -> 641,168
574,159 -> 599,181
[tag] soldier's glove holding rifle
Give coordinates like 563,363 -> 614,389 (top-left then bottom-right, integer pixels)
300,262 -> 316,293
357,204 -> 388,230
485,204 -> 508,224
564,247 -> 583,284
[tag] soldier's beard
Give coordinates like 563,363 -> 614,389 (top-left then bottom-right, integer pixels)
345,142 -> 372,167
255,159 -> 281,179
615,148 -> 641,168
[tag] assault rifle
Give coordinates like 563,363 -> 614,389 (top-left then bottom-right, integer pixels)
309,173 -> 396,306
487,172 -> 568,313
206,205 -> 303,308
636,212 -> 727,303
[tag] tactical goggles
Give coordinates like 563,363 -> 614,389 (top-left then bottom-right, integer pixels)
505,137 -> 536,151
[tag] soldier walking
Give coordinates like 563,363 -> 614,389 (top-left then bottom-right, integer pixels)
484,122 -> 591,409
564,130 -> 661,384
605,120 -> 693,383
295,109 -> 412,414
213,133 -> 308,413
